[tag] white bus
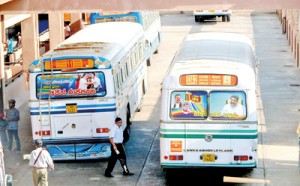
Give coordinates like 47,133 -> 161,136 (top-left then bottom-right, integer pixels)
160,32 -> 258,169
90,11 -> 161,66
28,22 -> 148,160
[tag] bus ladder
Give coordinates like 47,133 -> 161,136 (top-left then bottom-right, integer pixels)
38,56 -> 53,138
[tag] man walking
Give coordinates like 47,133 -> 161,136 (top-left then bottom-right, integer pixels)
4,99 -> 20,153
104,117 -> 134,177
29,139 -> 54,186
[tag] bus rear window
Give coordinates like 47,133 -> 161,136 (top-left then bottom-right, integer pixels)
209,91 -> 246,120
170,91 -> 208,120
36,72 -> 106,99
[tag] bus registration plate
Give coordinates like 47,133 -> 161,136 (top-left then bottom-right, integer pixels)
66,104 -> 77,113
203,154 -> 215,162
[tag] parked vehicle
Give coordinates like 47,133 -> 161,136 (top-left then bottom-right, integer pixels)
193,10 -> 231,22
0,140 -> 12,186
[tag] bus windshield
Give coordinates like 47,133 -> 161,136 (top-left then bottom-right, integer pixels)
210,91 -> 246,120
36,71 -> 106,99
170,90 -> 247,120
170,91 -> 208,119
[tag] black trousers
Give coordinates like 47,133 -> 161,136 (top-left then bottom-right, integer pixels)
105,143 -> 129,174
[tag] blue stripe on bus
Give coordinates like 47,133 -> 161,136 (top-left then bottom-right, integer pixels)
30,103 -> 116,110
30,108 -> 116,115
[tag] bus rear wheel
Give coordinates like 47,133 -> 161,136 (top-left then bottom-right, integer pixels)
123,108 -> 131,143
147,57 -> 151,66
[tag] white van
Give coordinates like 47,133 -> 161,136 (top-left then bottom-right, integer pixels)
193,10 -> 231,22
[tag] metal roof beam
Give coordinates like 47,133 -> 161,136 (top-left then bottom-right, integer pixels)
0,0 -> 299,14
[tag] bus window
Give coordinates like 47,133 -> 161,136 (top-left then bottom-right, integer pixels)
36,72 -> 106,99
209,91 -> 246,120
170,91 -> 207,120
125,62 -> 129,76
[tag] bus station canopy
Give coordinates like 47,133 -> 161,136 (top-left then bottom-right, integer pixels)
0,0 -> 300,14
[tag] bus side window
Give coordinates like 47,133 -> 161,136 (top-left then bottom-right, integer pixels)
114,74 -> 119,92
139,42 -> 143,61
126,58 -> 131,75
134,46 -> 139,64
122,65 -> 127,80
130,53 -> 135,69
120,70 -> 124,84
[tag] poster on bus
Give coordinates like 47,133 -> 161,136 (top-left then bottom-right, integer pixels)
36,72 -> 106,99
209,91 -> 246,120
170,91 -> 208,119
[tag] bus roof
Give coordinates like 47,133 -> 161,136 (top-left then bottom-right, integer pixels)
174,32 -> 255,69
60,22 -> 143,47
163,32 -> 256,89
29,22 -> 144,72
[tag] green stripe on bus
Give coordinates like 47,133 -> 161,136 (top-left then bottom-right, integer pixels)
160,134 -> 258,139
160,128 -> 257,133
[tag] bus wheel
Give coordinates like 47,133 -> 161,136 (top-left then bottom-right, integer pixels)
123,108 -> 131,144
147,57 -> 151,66
222,16 -> 226,22
123,125 -> 130,144
142,80 -> 146,95
226,15 -> 231,22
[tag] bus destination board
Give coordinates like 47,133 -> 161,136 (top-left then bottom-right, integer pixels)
180,74 -> 238,86
44,59 -> 94,70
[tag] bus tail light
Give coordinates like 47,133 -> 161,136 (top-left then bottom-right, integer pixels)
35,130 -> 51,136
96,128 -> 109,133
234,155 -> 248,161
169,155 -> 183,161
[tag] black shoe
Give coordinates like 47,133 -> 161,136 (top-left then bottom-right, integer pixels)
105,173 -> 114,178
123,171 -> 134,176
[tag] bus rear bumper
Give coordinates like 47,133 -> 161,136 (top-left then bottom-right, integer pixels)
39,138 -> 111,160
161,162 -> 257,169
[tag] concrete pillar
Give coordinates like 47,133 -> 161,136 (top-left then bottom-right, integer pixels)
22,13 -> 39,74
0,15 -> 4,79
0,15 -> 4,112
48,13 -> 64,50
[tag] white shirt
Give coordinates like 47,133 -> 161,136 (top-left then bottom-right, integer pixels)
91,76 -> 101,89
221,104 -> 245,116
65,25 -> 71,37
78,77 -> 88,90
29,147 -> 54,169
109,124 -> 123,143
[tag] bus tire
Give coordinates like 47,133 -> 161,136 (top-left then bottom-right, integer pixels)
123,108 -> 131,144
226,15 -> 230,22
123,125 -> 130,144
147,58 -> 151,66
222,16 -> 226,22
